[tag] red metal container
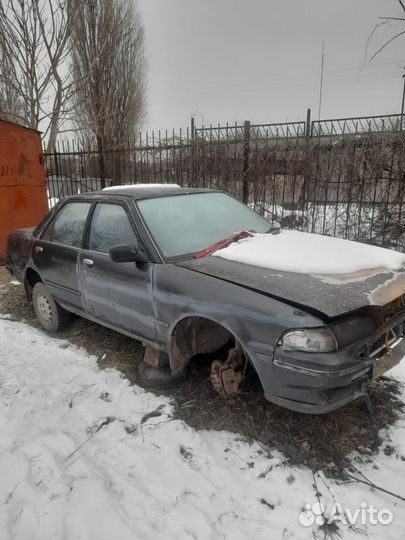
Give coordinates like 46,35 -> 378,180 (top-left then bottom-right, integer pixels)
0,119 -> 48,261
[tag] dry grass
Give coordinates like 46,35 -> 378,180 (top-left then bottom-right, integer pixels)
1,266 -> 404,476
165,356 -> 404,474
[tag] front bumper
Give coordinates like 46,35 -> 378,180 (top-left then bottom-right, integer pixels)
252,313 -> 405,414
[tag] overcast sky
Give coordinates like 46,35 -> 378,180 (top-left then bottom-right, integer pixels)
137,0 -> 405,132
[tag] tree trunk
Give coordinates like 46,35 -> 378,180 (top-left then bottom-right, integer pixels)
97,135 -> 106,189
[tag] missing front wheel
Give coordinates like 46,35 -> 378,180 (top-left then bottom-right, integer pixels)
210,345 -> 246,398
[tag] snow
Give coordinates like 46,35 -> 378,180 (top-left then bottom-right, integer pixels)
48,197 -> 59,209
1,317 -> 405,539
102,183 -> 181,191
46,188 -> 59,209
254,201 -> 405,253
213,230 -> 405,275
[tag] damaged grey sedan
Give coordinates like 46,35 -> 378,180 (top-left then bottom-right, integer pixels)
6,185 -> 405,413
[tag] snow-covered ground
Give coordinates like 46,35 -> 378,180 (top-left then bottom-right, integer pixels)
1,317 -> 405,540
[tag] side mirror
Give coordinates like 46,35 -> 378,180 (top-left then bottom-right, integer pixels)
109,244 -> 149,264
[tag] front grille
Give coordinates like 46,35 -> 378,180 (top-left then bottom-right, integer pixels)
382,294 -> 405,322
369,329 -> 399,358
369,294 -> 405,359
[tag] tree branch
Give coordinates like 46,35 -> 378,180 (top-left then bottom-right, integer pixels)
369,30 -> 405,62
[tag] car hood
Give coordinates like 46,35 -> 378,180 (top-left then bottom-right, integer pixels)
176,232 -> 405,318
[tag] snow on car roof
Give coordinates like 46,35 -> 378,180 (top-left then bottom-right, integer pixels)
102,183 -> 181,191
99,184 -> 211,200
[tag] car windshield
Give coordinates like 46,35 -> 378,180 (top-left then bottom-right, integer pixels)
136,192 -> 271,259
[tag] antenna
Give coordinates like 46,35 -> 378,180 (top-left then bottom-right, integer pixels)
318,41 -> 325,121
401,71 -> 405,130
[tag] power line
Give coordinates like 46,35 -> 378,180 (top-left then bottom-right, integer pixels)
148,72 -> 402,108
148,59 -> 404,102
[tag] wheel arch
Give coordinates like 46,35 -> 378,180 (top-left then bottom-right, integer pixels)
24,266 -> 43,300
168,314 -> 251,375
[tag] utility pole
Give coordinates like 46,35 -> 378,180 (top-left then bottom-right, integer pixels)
401,73 -> 405,130
318,41 -> 325,121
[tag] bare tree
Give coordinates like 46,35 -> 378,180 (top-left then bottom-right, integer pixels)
367,0 -> 405,62
0,45 -> 24,123
0,0 -> 76,150
70,0 -> 147,184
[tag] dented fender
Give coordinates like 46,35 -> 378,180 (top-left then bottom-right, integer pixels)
152,263 -> 325,375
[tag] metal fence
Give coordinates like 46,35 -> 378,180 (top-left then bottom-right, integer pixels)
43,111 -> 405,251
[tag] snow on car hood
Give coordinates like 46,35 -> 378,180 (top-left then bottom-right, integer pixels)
178,231 -> 405,317
212,230 -> 405,276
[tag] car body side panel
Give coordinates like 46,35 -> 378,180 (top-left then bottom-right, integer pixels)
77,252 -> 156,342
6,228 -> 35,281
32,239 -> 83,309
152,263 -> 324,368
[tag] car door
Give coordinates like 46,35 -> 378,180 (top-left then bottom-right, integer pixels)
77,201 -> 156,342
33,201 -> 92,310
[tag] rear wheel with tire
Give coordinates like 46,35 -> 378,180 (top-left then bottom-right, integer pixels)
32,282 -> 71,332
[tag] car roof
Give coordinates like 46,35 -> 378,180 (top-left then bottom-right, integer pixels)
69,185 -> 215,201
102,183 -> 181,192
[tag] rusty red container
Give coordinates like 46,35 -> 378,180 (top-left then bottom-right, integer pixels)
0,119 -> 48,261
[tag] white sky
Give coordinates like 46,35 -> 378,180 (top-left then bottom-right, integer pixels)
138,0 -> 405,132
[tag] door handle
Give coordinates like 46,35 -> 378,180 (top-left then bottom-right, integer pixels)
83,258 -> 94,267
34,245 -> 43,253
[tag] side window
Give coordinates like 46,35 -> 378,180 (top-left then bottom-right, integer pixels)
42,202 -> 91,248
88,203 -> 138,253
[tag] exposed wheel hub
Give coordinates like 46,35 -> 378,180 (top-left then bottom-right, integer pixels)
210,346 -> 245,398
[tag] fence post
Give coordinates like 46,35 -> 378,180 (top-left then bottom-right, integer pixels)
53,147 -> 59,177
191,116 -> 195,186
299,108 -> 312,210
49,146 -> 59,203
242,120 -> 251,203
305,108 -> 312,139
96,135 -> 106,189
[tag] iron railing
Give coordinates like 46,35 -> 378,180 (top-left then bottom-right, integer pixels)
196,121 -> 307,141
43,111 -> 405,252
311,114 -> 404,138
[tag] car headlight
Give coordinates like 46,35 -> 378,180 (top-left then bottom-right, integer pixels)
281,327 -> 338,353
